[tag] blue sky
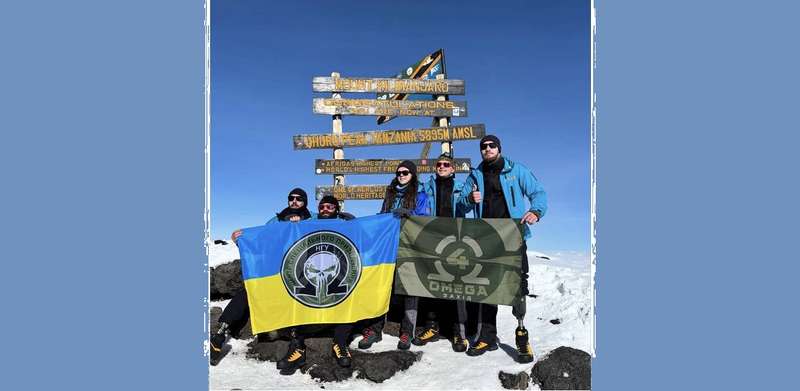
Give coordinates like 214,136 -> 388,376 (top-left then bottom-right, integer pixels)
211,0 -> 589,252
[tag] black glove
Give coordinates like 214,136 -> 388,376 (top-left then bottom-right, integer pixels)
339,212 -> 356,221
392,208 -> 412,218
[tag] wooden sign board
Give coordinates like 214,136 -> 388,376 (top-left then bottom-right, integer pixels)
293,124 -> 485,150
312,77 -> 465,95
313,98 -> 467,117
315,158 -> 472,175
315,185 -> 387,200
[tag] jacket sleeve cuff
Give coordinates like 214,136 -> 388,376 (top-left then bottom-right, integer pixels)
530,210 -> 542,220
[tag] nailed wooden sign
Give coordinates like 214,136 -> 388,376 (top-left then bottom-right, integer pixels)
293,124 -> 485,150
312,77 -> 465,95
313,98 -> 467,117
315,185 -> 387,200
315,158 -> 471,175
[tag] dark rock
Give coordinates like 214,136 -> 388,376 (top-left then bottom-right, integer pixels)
209,306 -> 253,340
550,319 -> 561,325
499,370 -> 530,389
382,321 -> 401,337
247,336 -> 421,383
209,307 -> 223,334
210,259 -> 243,300
214,239 -> 228,245
531,346 -> 591,390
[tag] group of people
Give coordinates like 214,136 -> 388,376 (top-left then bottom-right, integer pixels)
210,135 -> 548,375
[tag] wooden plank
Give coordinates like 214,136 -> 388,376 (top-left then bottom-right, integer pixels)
315,158 -> 472,175
315,185 -> 387,200
312,77 -> 465,95
293,124 -> 485,150
313,98 -> 467,117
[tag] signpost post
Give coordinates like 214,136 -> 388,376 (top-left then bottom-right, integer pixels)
331,72 -> 345,209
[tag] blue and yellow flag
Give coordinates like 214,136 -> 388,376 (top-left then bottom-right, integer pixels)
237,213 -> 400,334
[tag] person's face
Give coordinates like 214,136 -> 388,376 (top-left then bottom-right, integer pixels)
396,167 -> 412,185
318,202 -> 337,217
480,141 -> 500,161
435,159 -> 455,178
288,194 -> 305,209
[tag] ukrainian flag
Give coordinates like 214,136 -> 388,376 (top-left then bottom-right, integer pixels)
237,213 -> 400,334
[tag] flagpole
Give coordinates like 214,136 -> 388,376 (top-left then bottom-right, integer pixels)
331,71 -> 345,210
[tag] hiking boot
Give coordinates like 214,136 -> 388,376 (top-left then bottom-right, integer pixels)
209,332 -> 227,366
277,340 -> 306,375
451,335 -> 468,353
412,327 -> 441,346
466,340 -> 498,356
358,328 -> 382,349
332,342 -> 352,368
397,332 -> 411,350
515,326 -> 535,363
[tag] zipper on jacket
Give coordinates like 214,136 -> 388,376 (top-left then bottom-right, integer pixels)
510,185 -> 516,207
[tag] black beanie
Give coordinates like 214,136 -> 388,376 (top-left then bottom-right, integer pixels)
480,135 -> 502,153
318,195 -> 340,210
397,160 -> 417,177
288,187 -> 308,204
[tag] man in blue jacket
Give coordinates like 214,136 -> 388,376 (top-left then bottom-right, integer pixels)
456,135 -> 547,363
417,152 -> 470,352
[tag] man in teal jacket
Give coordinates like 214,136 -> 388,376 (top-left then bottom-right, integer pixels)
456,135 -> 547,363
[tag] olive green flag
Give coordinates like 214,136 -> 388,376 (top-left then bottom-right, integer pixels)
395,216 -> 524,306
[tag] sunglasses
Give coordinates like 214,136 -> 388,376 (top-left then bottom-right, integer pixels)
396,170 -> 411,177
436,162 -> 452,168
480,142 -> 498,150
319,203 -> 337,211
288,195 -> 304,202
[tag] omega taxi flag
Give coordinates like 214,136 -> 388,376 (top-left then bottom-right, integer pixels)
237,213 -> 400,334
395,216 -> 524,306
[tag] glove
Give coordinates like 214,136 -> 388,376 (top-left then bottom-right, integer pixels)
339,212 -> 356,221
392,208 -> 412,218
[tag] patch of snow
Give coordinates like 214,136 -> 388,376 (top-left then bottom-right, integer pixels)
210,240 -> 240,268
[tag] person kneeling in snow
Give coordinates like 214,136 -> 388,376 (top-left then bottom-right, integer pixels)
210,188 -> 315,366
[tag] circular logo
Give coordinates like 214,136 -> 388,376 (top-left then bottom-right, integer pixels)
410,218 -> 521,301
281,231 -> 361,308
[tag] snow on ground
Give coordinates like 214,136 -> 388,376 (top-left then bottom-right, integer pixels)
210,240 -> 240,268
209,241 -> 592,390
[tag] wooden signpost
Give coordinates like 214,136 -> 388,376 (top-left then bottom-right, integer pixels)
294,50 -> 484,202
312,98 -> 467,118
315,158 -> 472,175
293,124 -> 485,150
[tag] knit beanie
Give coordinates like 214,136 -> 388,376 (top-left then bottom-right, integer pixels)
397,160 -> 418,177
479,135 -> 502,153
288,187 -> 308,204
318,195 -> 340,211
